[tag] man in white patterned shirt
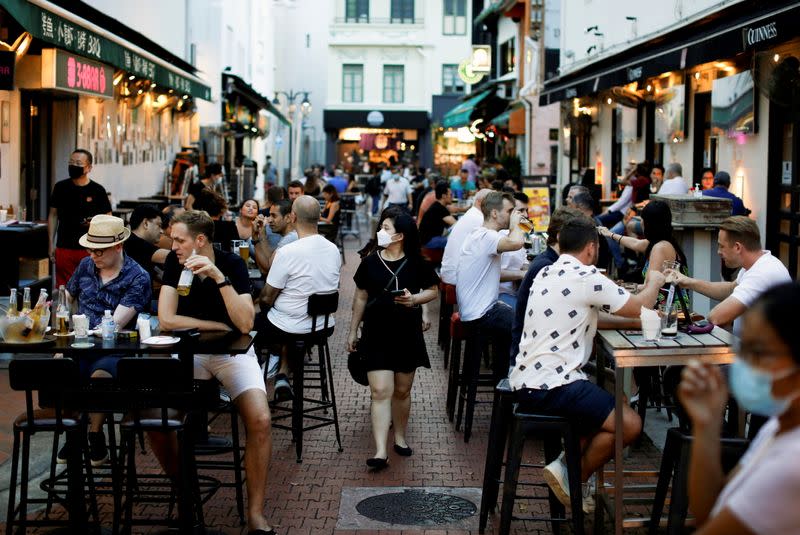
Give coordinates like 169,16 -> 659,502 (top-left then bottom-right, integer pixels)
509,215 -> 664,512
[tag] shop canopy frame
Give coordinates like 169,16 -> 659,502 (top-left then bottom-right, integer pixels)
3,0 -> 212,100
538,0 -> 800,106
223,72 -> 289,127
488,101 -> 524,128
442,89 -> 493,129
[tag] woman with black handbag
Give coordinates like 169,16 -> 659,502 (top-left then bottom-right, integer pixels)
347,210 -> 439,469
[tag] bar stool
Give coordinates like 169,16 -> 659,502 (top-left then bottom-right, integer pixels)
479,379 -> 514,533
437,282 -> 456,366
500,404 -> 585,535
649,427 -> 749,534
6,358 -> 98,533
445,311 -> 465,421
455,320 -> 497,443
271,291 -> 343,462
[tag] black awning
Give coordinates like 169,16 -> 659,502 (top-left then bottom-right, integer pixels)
323,110 -> 429,130
222,73 -> 289,126
540,0 -> 800,105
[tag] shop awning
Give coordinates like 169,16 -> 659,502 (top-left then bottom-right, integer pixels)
222,73 -> 289,126
474,0 -> 508,27
539,0 -> 800,106
442,90 -> 493,128
3,0 -> 212,100
489,101 -> 524,129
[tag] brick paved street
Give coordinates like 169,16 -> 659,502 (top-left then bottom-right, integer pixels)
0,240 -> 669,534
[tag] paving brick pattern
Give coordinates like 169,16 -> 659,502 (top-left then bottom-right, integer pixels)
0,240 -> 667,534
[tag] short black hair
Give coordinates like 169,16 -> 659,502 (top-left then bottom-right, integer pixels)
571,192 -> 595,212
652,163 -> 665,175
205,162 -> 222,177
266,185 -> 284,205
72,149 -> 93,165
558,215 -> 599,254
271,199 -> 293,218
288,180 -> 304,190
129,204 -> 161,230
435,181 -> 450,199
512,191 -> 529,205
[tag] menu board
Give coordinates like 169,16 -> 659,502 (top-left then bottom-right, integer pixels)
523,187 -> 551,232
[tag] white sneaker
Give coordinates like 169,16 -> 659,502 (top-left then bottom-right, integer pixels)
581,474 -> 596,513
543,456 -> 571,507
266,354 -> 280,379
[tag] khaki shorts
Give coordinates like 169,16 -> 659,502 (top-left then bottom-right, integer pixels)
193,346 -> 266,400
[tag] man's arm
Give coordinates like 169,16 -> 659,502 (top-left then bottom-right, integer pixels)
112,305 -> 138,330
442,215 -> 457,227
500,269 -> 525,282
707,296 -> 746,327
667,269 -> 737,301
158,285 -> 232,331
497,211 -> 525,253
253,239 -> 277,275
151,249 -> 170,264
259,283 -> 281,308
613,271 -> 666,318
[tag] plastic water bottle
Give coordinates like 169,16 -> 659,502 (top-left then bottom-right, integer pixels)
101,310 -> 116,340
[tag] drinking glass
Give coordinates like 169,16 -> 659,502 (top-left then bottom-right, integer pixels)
72,314 -> 89,341
662,260 -> 680,273
659,302 -> 678,337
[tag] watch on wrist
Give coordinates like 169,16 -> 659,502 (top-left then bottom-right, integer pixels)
216,277 -> 232,289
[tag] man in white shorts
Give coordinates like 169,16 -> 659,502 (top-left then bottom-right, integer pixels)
157,210 -> 273,534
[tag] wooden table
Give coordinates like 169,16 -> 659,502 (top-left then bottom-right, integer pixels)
594,327 -> 736,534
2,330 -> 255,533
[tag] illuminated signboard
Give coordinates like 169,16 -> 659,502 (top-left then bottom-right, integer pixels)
41,48 -> 114,99
0,51 -> 14,90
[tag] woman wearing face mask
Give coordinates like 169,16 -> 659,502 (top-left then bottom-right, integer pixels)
347,210 -> 439,470
679,281 -> 800,534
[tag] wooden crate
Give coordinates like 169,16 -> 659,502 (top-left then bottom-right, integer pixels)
19,257 -> 49,280
651,194 -> 732,226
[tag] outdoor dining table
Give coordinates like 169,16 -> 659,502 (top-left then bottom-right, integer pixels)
594,326 -> 737,534
1,330 -> 256,533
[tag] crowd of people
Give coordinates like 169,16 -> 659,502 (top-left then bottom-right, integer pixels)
44,147 -> 800,533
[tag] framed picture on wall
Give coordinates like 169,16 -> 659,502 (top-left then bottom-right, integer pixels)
1,101 -> 9,143
97,103 -> 105,139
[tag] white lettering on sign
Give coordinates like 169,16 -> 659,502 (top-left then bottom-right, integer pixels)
76,30 -> 87,52
41,13 -> 54,38
564,87 -> 577,98
57,21 -> 74,47
87,35 -> 102,58
627,66 -> 643,81
744,22 -> 778,47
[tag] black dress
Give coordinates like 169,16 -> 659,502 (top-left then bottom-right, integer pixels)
353,252 -> 439,373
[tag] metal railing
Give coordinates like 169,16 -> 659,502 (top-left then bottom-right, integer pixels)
334,17 -> 424,25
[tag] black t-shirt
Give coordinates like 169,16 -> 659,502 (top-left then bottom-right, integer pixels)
188,180 -> 210,199
353,253 -> 439,306
418,202 -> 450,245
49,179 -> 111,249
124,233 -> 158,279
213,220 -> 239,251
162,248 -> 251,329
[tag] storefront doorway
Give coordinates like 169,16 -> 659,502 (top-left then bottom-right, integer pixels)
20,91 -> 77,221
767,101 -> 800,278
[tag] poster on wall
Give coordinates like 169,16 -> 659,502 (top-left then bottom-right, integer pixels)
654,84 -> 685,143
523,187 -> 551,232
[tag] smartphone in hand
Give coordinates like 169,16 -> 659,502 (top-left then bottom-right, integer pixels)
387,289 -> 406,297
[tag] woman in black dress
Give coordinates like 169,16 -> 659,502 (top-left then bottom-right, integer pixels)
347,211 -> 439,469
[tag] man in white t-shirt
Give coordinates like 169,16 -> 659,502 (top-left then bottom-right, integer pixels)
498,192 -> 530,307
667,216 -> 791,334
260,195 -> 342,400
657,162 -> 689,195
510,215 -> 665,512
383,171 -> 413,212
456,191 -> 525,373
440,188 -> 492,285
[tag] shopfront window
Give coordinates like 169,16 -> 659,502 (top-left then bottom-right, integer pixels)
346,0 -> 369,22
391,0 -> 414,23
383,65 -> 404,103
443,0 -> 466,35
442,64 -> 465,94
500,37 -> 516,77
343,64 -> 363,103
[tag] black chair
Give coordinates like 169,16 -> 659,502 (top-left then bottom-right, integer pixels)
6,357 -> 98,533
271,291 -> 343,462
479,379 -> 514,533
455,321 -> 501,443
499,404 -> 585,535
115,357 -> 208,533
649,427 -> 749,534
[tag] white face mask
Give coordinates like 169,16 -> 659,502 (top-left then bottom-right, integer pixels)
376,228 -> 394,248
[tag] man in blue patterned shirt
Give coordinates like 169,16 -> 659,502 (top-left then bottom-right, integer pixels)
61,214 -> 151,465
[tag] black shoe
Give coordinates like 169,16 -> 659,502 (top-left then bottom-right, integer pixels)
88,432 -> 109,467
393,444 -> 413,457
56,442 -> 72,465
366,457 -> 388,469
274,374 -> 294,402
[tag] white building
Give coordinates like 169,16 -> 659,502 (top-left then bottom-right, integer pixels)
323,0 -> 474,171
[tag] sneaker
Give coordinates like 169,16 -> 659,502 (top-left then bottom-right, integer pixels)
56,442 -> 72,465
88,432 -> 109,467
274,374 -> 294,402
582,474 -> 596,513
266,354 -> 280,379
543,456 -> 571,507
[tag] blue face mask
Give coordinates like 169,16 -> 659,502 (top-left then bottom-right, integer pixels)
729,358 -> 797,417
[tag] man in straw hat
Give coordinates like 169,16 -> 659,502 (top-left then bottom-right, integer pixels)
58,214 -> 152,466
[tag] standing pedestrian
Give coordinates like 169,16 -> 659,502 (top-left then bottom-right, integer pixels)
347,211 -> 439,469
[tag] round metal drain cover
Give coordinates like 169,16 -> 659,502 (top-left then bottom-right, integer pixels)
355,489 -> 477,526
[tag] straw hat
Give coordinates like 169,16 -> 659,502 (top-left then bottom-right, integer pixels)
78,214 -> 131,249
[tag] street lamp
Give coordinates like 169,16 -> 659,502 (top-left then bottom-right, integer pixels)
272,90 -> 312,181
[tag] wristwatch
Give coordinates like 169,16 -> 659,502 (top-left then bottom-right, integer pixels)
216,277 -> 232,289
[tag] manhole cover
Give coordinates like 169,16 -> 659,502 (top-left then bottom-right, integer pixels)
355,489 -> 477,526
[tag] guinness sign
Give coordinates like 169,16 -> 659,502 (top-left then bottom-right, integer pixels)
565,87 -> 577,98
627,66 -> 643,82
742,21 -> 778,49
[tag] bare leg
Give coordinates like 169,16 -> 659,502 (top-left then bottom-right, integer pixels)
391,371 -> 416,449
368,370 -> 395,459
146,430 -> 179,477
235,389 -> 272,532
581,404 -> 641,481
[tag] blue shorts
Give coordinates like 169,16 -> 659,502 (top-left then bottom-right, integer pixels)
79,355 -> 121,378
515,379 -> 615,436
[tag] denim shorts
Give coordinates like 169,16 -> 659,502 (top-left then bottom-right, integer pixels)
515,379 -> 615,436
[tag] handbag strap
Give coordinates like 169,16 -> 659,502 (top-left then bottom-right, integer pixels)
366,255 -> 408,308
